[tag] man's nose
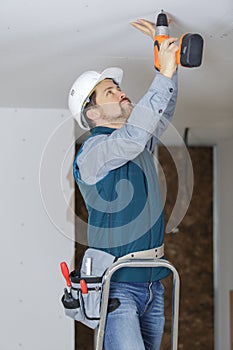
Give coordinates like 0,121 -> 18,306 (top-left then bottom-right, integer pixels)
119,92 -> 126,100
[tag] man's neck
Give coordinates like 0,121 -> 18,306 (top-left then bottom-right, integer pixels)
95,121 -> 125,129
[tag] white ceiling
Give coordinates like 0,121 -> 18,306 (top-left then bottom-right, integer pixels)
1,0 -> 233,144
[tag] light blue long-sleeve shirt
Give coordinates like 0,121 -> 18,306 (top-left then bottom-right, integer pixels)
77,71 -> 178,185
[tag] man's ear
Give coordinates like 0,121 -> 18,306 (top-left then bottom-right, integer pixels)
86,107 -> 100,121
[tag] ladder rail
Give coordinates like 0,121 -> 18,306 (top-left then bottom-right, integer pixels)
95,258 -> 180,350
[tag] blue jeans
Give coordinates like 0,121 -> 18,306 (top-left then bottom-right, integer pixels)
104,281 -> 165,350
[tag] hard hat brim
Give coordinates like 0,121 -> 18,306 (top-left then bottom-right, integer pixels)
95,67 -> 123,87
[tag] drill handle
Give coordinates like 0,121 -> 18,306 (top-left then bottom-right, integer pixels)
154,35 -> 169,71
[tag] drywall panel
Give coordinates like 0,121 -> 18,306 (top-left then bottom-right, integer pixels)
0,108 -> 77,350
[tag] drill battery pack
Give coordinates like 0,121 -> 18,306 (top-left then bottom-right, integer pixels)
179,33 -> 204,67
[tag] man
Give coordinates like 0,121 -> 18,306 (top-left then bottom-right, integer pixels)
69,19 -> 178,350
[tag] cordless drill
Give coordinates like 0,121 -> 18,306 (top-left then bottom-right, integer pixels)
154,11 -> 204,71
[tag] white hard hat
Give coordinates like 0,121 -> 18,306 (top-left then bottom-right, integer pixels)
68,67 -> 123,130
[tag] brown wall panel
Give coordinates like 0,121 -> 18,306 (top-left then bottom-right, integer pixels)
159,146 -> 214,350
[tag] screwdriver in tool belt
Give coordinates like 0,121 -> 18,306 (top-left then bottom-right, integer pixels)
60,261 -> 73,300
60,261 -> 88,294
60,261 -> 71,288
80,279 -> 88,294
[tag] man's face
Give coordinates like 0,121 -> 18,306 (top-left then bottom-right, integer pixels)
94,79 -> 133,126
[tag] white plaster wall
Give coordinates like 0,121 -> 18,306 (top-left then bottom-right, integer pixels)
215,136 -> 233,350
0,108 -> 77,350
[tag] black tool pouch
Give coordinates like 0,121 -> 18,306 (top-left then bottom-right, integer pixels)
61,248 -> 116,329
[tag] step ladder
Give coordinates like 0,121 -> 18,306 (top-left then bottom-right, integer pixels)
95,258 -> 180,350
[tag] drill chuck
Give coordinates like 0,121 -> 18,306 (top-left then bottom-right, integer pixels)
155,11 -> 169,36
156,12 -> 168,27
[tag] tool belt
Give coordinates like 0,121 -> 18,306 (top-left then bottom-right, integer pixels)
118,244 -> 164,261
61,245 -> 164,329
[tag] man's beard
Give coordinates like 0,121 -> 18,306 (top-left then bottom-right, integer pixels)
100,101 -> 134,127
